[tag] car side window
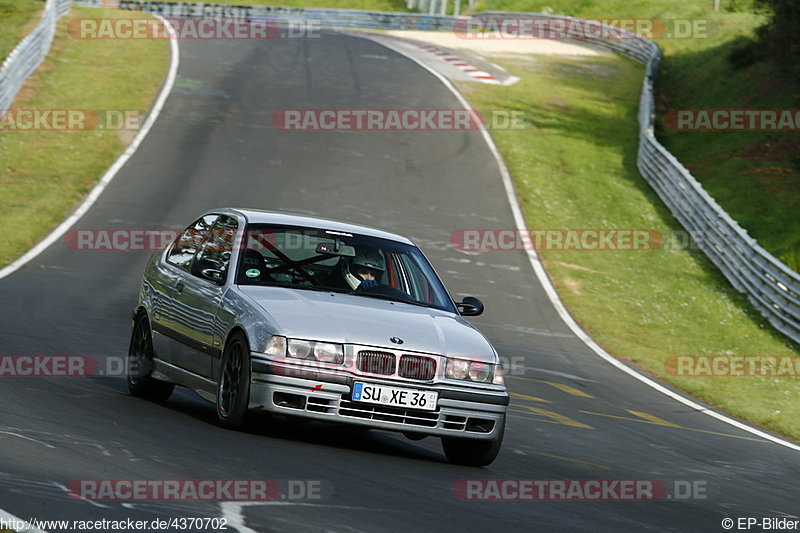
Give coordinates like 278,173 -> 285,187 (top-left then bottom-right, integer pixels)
192,215 -> 239,279
166,215 -> 219,271
396,253 -> 439,306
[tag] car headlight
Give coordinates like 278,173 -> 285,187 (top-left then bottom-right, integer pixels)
469,362 -> 492,383
264,335 -> 287,356
311,342 -> 343,363
446,358 -> 501,384
288,339 -> 313,359
446,358 -> 470,380
265,336 -> 344,364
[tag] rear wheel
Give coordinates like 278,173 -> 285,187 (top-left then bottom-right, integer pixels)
441,418 -> 504,467
127,313 -> 174,402
216,332 -> 251,429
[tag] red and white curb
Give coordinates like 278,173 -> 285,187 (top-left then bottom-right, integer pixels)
381,35 -> 519,86
414,42 -> 500,83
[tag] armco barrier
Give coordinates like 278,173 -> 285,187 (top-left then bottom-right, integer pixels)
111,1 -> 462,30
3,3 -> 798,344
0,0 -> 72,111
476,12 -> 798,344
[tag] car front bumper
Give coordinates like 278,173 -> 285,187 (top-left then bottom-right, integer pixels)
248,357 -> 508,439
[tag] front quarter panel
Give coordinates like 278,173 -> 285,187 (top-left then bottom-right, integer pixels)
213,286 -> 279,380
137,252 -> 157,313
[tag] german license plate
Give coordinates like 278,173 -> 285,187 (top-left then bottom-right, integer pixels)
352,382 -> 437,411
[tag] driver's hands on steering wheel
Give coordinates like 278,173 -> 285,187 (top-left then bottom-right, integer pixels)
359,279 -> 379,289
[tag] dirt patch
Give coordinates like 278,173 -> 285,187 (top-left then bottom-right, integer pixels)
750,171 -> 800,197
740,75 -> 792,107
385,30 -> 608,57
117,127 -> 137,144
555,261 -> 605,274
731,136 -> 800,161
686,136 -> 800,181
741,166 -> 795,175
563,276 -> 582,294
546,95 -> 570,114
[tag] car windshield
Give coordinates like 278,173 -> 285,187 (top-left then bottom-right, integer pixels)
235,224 -> 456,313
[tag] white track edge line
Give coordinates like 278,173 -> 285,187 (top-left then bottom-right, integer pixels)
2,21 -> 796,451
0,19 -> 178,527
369,35 -> 800,453
0,14 -> 180,281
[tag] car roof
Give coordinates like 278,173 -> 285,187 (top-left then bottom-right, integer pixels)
216,208 -> 414,245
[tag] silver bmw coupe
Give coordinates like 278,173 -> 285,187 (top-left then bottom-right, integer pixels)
128,208 -> 508,466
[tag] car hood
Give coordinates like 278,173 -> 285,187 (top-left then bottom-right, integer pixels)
239,286 -> 496,361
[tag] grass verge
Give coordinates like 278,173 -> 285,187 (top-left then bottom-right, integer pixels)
469,0 -> 799,268
0,6 -> 168,267
0,0 -> 44,60
654,15 -> 800,271
457,51 -> 799,440
100,0 -> 798,264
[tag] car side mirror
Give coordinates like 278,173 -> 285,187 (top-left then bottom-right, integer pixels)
191,258 -> 225,284
457,296 -> 484,317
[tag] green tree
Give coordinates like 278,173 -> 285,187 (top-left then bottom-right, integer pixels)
753,0 -> 800,70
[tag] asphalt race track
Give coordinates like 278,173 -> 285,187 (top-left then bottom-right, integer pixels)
0,31 -> 797,532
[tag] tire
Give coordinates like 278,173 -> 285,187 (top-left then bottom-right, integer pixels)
216,331 -> 251,429
127,313 -> 174,402
441,418 -> 505,467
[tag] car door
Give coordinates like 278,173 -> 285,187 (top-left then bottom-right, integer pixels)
155,214 -> 218,373
168,215 -> 238,378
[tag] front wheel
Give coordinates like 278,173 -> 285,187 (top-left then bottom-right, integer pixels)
127,313 -> 174,402
216,332 -> 251,429
441,418 -> 505,467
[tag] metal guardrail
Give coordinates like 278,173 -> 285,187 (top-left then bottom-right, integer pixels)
0,0 -> 72,111
103,1 -> 463,30
3,3 -> 798,344
476,12 -> 799,344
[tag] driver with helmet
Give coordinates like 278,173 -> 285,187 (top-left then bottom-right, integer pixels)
343,248 -> 385,291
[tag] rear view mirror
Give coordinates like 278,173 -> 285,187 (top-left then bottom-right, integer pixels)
315,241 -> 355,257
457,296 -> 484,317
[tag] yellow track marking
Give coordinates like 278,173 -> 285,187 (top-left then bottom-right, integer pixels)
626,410 -> 681,427
510,392 -> 551,403
508,376 -> 594,398
510,406 -> 593,429
580,410 -> 768,443
532,453 -> 612,471
543,381 -> 594,398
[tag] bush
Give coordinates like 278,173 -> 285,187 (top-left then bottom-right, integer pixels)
753,0 -> 800,75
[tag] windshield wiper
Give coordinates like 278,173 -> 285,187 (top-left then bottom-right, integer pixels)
261,282 -> 350,294
351,292 -> 427,307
